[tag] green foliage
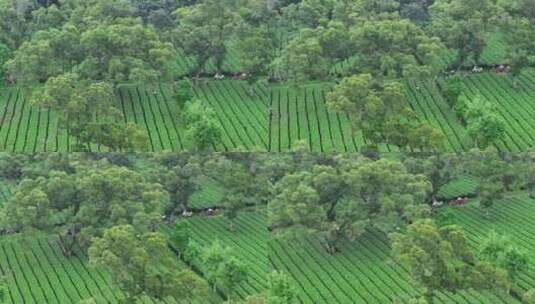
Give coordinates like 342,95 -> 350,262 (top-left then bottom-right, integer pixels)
348,18 -> 445,79
78,18 -> 175,83
524,289 -> 535,304
183,99 -> 223,151
403,154 -> 460,200
0,154 -> 26,180
5,3 -> 175,85
499,2 -> 535,87
327,74 -> 443,150
89,225 -> 209,303
3,164 -> 168,253
390,219 -> 510,303
173,0 -> 237,74
454,94 -> 505,149
430,0 -> 498,67
162,158 -> 202,215
478,179 -> 504,215
31,73 -> 148,151
478,230 -> 529,282
269,157 -> 432,253
267,271 -> 298,304
200,240 -> 249,301
454,93 -> 469,119
442,75 -> 463,105
206,155 -> 267,230
0,0 -> 30,49
0,43 -> 10,80
464,95 -> 506,149
235,27 -> 275,84
272,28 -> 329,82
175,79 -> 193,107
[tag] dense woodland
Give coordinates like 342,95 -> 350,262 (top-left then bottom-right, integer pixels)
0,0 -> 534,152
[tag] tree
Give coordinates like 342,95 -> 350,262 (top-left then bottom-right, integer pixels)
403,154 -> 460,201
507,48 -> 530,89
441,75 -> 463,106
0,282 -> 6,304
525,165 -> 535,199
31,73 -> 148,151
175,79 -> 193,108
183,99 -> 223,151
524,289 -> 535,304
89,225 -> 209,303
407,123 -> 445,151
206,156 -> 266,230
235,27 -> 275,86
162,158 -> 202,216
390,219 -> 510,303
173,0 -> 237,74
316,21 -> 354,69
399,0 -> 434,23
269,158 -> 432,253
478,177 -> 504,217
0,0 -> 30,49
234,0 -> 278,85
200,240 -> 249,302
6,14 -> 175,85
478,230 -> 528,287
168,221 -> 191,258
5,31 -> 64,83
0,154 -> 27,180
3,165 -> 168,255
78,18 -> 175,83
327,74 -> 443,150
430,0 -> 497,68
0,43 -> 10,82
239,270 -> 298,304
281,0 -> 336,29
498,0 -> 535,84
272,28 -> 329,82
131,0 -> 180,29
349,18 -> 445,79
267,271 -> 298,304
464,95 -> 506,149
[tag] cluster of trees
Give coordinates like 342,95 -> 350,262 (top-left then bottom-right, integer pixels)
0,0 -> 232,151
395,150 -> 535,302
266,149 -> 535,302
327,74 -> 444,150
0,153 -> 294,303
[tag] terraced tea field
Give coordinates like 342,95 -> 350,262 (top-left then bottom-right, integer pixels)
269,230 -> 518,304
461,71 -> 535,152
441,33 -> 507,68
0,235 -> 221,304
436,175 -> 480,200
189,179 -> 223,209
447,194 -> 535,296
166,210 -> 268,300
268,187 -> 535,304
5,69 -> 535,152
266,81 -> 465,153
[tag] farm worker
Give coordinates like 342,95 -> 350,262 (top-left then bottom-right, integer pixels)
207,208 -> 214,216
